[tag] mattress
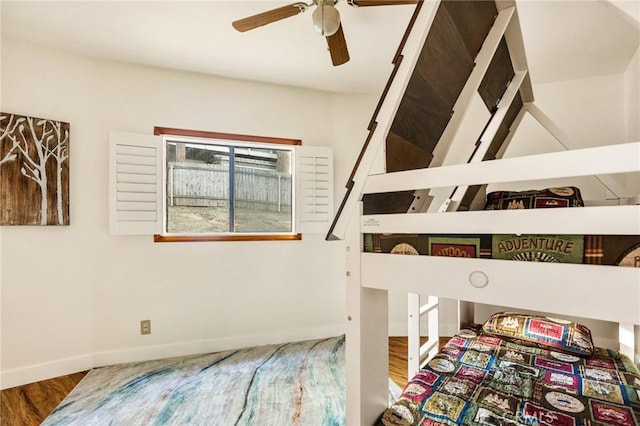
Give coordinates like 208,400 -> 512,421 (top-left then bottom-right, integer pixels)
381,324 -> 640,426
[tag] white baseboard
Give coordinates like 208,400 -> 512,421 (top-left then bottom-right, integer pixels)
2,325 -> 345,389
2,325 -> 632,389
93,324 -> 345,367
1,354 -> 94,390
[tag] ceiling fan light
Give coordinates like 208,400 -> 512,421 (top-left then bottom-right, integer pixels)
312,3 -> 341,36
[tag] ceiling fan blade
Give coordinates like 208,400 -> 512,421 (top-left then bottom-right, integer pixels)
232,3 -> 307,32
326,24 -> 350,66
348,0 -> 419,6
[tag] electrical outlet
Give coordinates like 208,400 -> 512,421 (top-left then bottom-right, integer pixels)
140,320 -> 151,335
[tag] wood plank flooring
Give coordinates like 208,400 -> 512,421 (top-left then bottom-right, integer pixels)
1,371 -> 87,426
388,336 -> 450,387
0,337 -> 449,425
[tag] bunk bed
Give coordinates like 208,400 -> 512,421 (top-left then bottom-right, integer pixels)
325,1 -> 640,424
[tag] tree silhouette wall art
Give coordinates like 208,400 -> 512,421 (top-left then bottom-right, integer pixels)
0,112 -> 70,225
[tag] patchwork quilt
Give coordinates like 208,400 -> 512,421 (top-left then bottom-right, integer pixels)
381,325 -> 640,425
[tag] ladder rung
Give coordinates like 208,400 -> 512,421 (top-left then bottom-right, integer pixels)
419,338 -> 439,358
419,301 -> 438,317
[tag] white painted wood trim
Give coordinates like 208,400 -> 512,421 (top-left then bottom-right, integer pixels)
472,71 -> 527,162
361,253 -> 640,326
1,354 -> 94,391
498,1 -> 534,102
92,323 -> 345,367
420,298 -> 439,316
619,323 -> 635,360
408,295 -> 440,377
295,146 -> 334,234
420,339 -> 438,365
425,296 -> 439,364
363,142 -> 640,195
2,324 -> 346,389
109,131 -> 163,235
495,105 -> 528,159
361,205 -> 640,235
442,71 -> 527,211
407,294 -> 420,378
526,103 -> 574,150
345,206 -> 363,426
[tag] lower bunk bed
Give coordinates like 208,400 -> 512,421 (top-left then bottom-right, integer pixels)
380,312 -> 640,426
348,242 -> 640,425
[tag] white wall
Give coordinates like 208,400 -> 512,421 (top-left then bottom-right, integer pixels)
0,38 -> 375,388
624,47 -> 640,143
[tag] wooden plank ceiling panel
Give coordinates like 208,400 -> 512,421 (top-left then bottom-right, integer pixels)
442,0 -> 498,60
362,191 -> 417,215
388,3 -> 473,155
478,38 -> 516,112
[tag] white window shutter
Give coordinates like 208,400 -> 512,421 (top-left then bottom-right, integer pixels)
109,131 -> 163,235
295,146 -> 333,234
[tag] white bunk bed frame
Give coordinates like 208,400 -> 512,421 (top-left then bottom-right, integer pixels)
327,1 -> 640,424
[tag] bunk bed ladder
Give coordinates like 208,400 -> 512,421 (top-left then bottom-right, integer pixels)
407,294 -> 440,378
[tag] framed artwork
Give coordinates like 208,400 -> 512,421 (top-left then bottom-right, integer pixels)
0,112 -> 70,225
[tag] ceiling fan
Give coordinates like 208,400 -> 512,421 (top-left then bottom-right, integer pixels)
232,0 -> 419,66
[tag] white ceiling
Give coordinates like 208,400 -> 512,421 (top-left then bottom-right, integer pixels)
1,1 -> 638,94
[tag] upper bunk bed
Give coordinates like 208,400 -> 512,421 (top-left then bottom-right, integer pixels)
325,1 -> 640,424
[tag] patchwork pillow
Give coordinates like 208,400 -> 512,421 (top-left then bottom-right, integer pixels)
484,187 -> 584,210
481,312 -> 594,357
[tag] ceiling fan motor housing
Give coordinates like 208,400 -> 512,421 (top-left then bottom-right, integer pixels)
313,0 -> 341,36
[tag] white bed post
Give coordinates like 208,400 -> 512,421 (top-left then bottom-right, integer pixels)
457,300 -> 475,329
425,296 -> 439,362
407,293 -> 420,379
619,323 -> 636,362
407,295 -> 439,378
345,204 -> 389,426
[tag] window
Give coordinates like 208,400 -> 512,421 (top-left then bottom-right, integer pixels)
108,128 -> 332,241
161,128 -> 297,240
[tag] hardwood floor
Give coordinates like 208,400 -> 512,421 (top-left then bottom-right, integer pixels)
0,337 -> 449,425
0,372 -> 87,426
388,336 -> 450,387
